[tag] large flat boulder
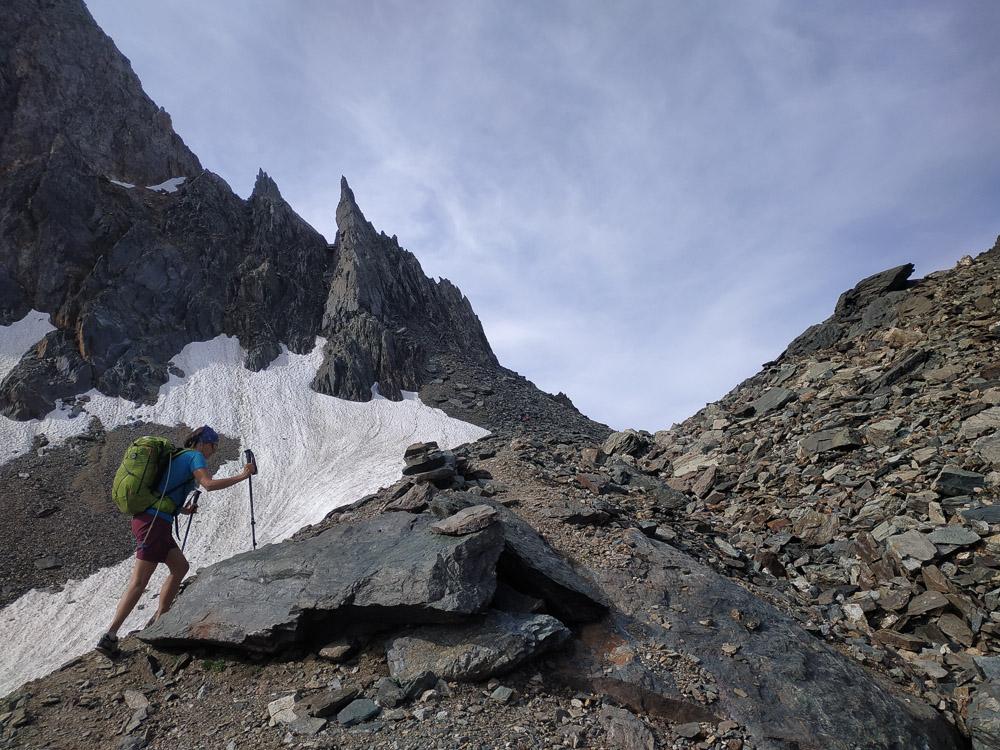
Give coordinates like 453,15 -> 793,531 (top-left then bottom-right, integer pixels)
557,530 -> 962,750
140,512 -> 504,653
386,610 -> 570,682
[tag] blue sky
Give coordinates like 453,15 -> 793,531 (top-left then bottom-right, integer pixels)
86,1 -> 1000,431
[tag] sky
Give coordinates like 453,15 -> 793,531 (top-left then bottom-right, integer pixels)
85,0 -> 1000,432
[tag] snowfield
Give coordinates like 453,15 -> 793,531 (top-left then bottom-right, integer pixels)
0,311 -> 489,695
108,175 -> 185,192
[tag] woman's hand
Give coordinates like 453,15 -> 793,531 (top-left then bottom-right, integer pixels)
243,462 -> 257,478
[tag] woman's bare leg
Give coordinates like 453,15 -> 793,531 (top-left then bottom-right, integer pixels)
108,558 -> 158,636
153,548 -> 190,622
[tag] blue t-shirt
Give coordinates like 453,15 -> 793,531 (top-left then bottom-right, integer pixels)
154,449 -> 208,509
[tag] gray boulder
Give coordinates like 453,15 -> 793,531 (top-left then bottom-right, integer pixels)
140,512 -> 504,653
460,494 -> 607,623
386,610 -> 570,682
933,466 -> 985,497
431,505 -> 498,535
744,387 -> 796,417
799,428 -> 863,455
602,430 -> 650,458
336,699 -> 380,727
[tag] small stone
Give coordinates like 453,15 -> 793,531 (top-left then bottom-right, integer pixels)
336,698 -> 380,727
429,505 -> 498,536
490,686 -> 515,704
267,693 -> 300,724
907,590 -> 949,616
714,538 -> 742,559
295,687 -> 358,718
676,722 -> 703,739
933,466 -> 985,497
961,505 -> 1000,524
288,716 -> 326,735
938,614 -> 974,647
886,530 -> 936,563
123,689 -> 149,710
600,705 -> 656,750
123,706 -> 147,734
318,639 -> 355,662
721,643 -> 740,656
927,526 -> 980,547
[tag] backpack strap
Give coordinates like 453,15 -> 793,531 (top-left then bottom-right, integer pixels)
161,449 -> 197,498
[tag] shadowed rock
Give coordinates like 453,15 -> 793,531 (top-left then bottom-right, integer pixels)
433,492 -> 608,623
386,610 -> 570,682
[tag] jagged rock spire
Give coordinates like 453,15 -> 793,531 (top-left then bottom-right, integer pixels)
336,176 -> 373,234
250,168 -> 282,201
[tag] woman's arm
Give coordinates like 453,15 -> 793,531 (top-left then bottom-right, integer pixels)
193,463 -> 255,492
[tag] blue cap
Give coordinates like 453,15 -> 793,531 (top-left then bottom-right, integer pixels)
198,425 -> 219,445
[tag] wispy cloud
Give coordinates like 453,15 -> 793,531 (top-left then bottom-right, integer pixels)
88,0 -> 1000,430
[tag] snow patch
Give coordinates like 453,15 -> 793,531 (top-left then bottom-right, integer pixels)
0,310 -> 53,382
0,335 -> 488,695
108,178 -> 135,189
147,176 -> 186,193
0,311 -> 99,462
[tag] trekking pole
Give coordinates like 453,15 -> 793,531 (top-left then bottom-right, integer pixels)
181,490 -> 200,553
244,449 -> 257,550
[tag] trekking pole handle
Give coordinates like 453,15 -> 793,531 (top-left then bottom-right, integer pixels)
187,489 -> 200,509
243,449 -> 258,475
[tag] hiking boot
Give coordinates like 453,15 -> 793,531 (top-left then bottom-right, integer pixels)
95,632 -> 119,657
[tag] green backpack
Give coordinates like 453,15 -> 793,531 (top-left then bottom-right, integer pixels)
112,437 -> 190,515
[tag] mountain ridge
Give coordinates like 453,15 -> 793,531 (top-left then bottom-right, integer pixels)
0,0 -> 585,437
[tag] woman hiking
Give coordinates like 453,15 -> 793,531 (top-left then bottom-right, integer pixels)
96,426 -> 256,656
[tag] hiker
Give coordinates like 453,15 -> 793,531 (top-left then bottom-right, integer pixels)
96,426 -> 256,656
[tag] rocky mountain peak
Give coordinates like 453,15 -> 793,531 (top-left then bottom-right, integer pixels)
250,168 -> 283,202
1,0 -> 201,185
335,175 -> 373,236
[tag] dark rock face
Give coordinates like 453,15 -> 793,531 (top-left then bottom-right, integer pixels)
140,513 -> 505,653
0,1 -> 511,423
0,0 -> 201,191
561,530 -> 962,750
0,164 -> 334,417
311,179 -> 498,402
783,263 -> 916,359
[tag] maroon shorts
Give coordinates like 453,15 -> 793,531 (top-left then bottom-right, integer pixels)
131,512 -> 178,563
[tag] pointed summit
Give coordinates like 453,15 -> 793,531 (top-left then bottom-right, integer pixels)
336,176 -> 371,233
251,168 -> 282,201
